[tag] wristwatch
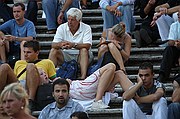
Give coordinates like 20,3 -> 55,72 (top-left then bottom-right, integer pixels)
15,36 -> 18,41
74,43 -> 78,48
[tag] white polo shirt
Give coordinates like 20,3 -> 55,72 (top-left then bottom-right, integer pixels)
53,22 -> 92,45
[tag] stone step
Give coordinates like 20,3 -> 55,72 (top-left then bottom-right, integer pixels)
36,32 -> 102,41
32,95 -> 172,119
32,108 -> 123,119
36,24 -> 103,33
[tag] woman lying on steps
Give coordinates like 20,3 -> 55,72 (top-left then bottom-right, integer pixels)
65,63 -> 133,109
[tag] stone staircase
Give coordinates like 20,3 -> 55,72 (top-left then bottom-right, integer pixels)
1,8 -> 179,119
35,9 -> 178,119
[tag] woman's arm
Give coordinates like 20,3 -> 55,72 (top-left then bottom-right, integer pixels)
120,34 -> 131,62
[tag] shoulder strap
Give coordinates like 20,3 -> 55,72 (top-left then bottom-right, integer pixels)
17,68 -> 26,78
17,60 -> 41,78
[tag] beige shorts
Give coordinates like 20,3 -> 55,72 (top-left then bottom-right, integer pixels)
62,49 -> 94,63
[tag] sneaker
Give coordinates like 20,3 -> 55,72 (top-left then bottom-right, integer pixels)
91,100 -> 109,109
133,30 -> 142,48
140,28 -> 152,44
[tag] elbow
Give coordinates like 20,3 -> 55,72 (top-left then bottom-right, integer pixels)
86,44 -> 91,50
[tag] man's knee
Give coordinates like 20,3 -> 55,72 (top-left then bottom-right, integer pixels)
50,48 -> 60,56
153,97 -> 167,107
26,63 -> 37,72
108,42 -> 116,49
79,48 -> 88,55
105,63 -> 116,71
0,63 -> 11,71
168,102 -> 180,111
123,99 -> 136,107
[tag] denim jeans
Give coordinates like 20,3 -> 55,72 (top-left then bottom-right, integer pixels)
42,0 -> 79,30
168,102 -> 180,119
0,0 -> 38,25
101,4 -> 135,33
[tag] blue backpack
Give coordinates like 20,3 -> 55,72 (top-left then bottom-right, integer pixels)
87,54 -> 104,76
56,60 -> 78,80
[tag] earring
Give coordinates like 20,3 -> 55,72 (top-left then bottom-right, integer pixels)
21,106 -> 24,110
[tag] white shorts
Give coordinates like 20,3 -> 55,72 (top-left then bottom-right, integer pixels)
70,69 -> 100,100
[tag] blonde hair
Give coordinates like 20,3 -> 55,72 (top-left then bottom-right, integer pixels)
112,22 -> 126,38
0,83 -> 29,114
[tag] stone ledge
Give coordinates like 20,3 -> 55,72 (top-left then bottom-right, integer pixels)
32,108 -> 123,118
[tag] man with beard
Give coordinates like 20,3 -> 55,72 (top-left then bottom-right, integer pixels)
38,79 -> 84,119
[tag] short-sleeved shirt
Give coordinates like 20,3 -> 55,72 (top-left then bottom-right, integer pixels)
0,19 -> 36,45
14,59 -> 56,80
168,21 -> 180,40
38,98 -> 84,119
136,80 -> 164,113
53,22 -> 92,45
53,21 -> 93,58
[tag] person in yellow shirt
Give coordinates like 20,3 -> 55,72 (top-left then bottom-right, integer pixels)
0,40 -> 56,112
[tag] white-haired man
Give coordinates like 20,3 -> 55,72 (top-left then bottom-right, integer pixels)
49,8 -> 93,79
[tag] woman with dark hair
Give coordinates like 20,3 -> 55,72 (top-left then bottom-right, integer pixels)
98,22 -> 132,72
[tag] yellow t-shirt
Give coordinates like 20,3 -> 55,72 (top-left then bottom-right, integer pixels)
14,59 -> 56,80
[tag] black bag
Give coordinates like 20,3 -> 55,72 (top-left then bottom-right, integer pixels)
8,42 -> 20,68
35,83 -> 55,111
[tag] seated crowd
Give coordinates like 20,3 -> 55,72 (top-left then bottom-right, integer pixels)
0,1 -> 180,119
